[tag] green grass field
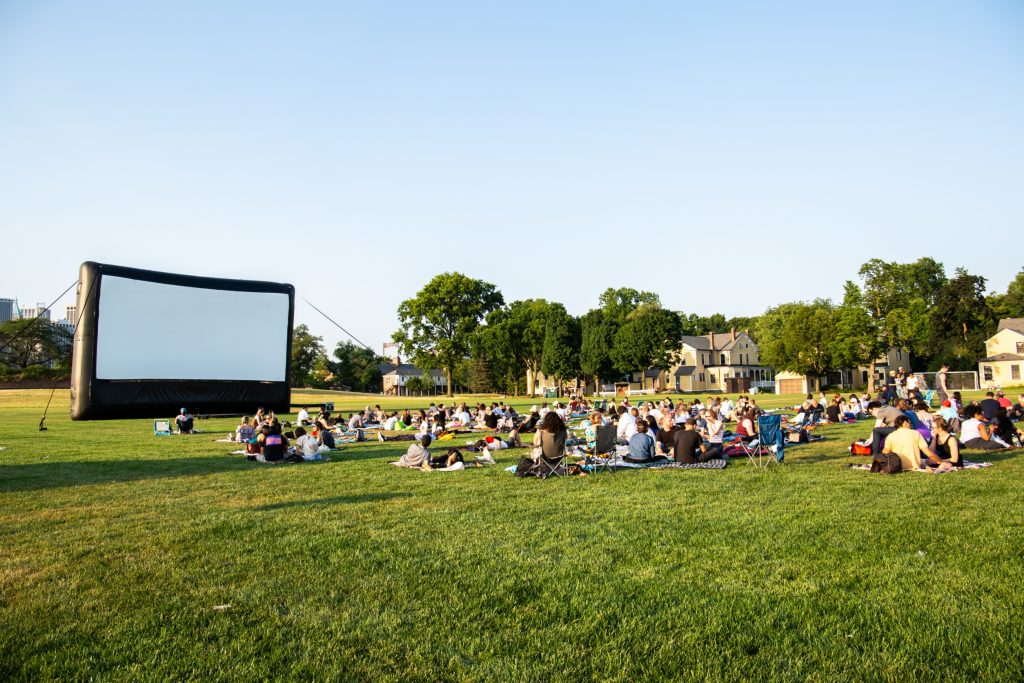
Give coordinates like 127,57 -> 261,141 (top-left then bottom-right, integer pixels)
1,389 -> 1022,681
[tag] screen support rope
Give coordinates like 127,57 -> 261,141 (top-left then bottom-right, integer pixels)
38,279 -> 97,431
300,297 -> 375,353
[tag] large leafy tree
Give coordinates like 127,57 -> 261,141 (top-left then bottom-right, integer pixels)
540,305 -> 581,396
0,319 -> 72,369
332,341 -> 386,392
928,268 -> 995,369
578,309 -> 618,392
857,257 -> 947,367
393,273 -> 504,397
599,287 -> 661,324
832,281 -> 879,373
473,308 -> 523,395
756,300 -> 838,391
988,268 -> 1024,320
610,306 -> 682,389
290,324 -> 325,388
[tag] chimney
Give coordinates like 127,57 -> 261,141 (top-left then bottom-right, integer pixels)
730,327 -> 736,342
708,330 -> 715,350
391,355 -> 401,366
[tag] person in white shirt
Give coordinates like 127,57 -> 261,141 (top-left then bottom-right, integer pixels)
555,403 -> 568,420
454,408 -> 472,426
383,413 -> 399,430
719,398 -> 735,421
293,427 -> 322,460
616,406 -> 637,444
296,407 -> 310,425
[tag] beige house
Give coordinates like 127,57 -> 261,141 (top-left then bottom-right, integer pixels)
669,329 -> 774,394
979,318 -> 1024,388
535,329 -> 772,396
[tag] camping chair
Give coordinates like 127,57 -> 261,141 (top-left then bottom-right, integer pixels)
923,390 -> 936,407
742,415 -> 785,467
535,445 -> 568,478
589,423 -> 618,474
153,420 -> 172,436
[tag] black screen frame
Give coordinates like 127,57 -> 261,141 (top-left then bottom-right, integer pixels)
70,262 -> 294,420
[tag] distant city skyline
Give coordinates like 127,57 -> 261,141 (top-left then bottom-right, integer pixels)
2,1 -> 1022,351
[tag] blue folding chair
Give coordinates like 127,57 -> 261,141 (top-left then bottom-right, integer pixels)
743,414 -> 784,467
153,419 -> 172,436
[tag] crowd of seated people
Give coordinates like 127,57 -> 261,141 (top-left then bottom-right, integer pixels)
864,388 -> 1020,469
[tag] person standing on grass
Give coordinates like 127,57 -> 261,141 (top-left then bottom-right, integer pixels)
882,415 -> 944,470
936,364 -> 950,403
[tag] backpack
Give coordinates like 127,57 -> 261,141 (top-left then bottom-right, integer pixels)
870,452 -> 903,474
850,441 -> 872,456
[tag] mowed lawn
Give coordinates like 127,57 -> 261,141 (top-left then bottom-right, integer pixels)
1,389 -> 1022,681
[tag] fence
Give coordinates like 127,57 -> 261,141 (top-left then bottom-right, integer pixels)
916,371 -> 979,392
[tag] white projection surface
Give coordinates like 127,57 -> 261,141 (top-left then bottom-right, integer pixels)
95,276 -> 289,381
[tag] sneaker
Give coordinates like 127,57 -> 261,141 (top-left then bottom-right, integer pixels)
378,432 -> 386,442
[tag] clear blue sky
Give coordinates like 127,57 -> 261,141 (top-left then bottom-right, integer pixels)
2,1 -> 1022,352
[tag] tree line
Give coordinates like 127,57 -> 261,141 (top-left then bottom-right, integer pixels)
289,260 -> 1023,394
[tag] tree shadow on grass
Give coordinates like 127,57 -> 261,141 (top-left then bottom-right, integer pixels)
252,492 -> 412,511
0,456 -> 327,493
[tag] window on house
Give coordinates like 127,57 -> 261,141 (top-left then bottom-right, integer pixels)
1013,365 -> 1021,380
862,370 -> 869,383
710,374 -> 716,383
897,349 -> 903,360
720,353 -> 726,365
699,373 -> 705,383
983,366 -> 993,381
1017,342 -> 1024,354
701,353 -> 705,365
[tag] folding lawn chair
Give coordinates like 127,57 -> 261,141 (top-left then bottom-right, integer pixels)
588,423 -> 618,474
153,420 -> 172,436
742,414 -> 785,467
923,390 -> 936,407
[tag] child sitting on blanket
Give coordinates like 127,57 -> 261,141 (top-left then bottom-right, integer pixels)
236,416 -> 255,443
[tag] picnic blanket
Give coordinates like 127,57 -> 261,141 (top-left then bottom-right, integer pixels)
850,460 -> 992,473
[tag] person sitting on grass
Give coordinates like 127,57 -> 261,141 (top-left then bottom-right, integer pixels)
293,427 -> 323,461
176,408 -> 194,434
960,405 -> 1010,450
391,434 -> 433,469
624,420 -> 666,464
882,415 -> 944,471
702,409 -> 725,459
673,418 -> 718,464
423,447 -> 474,471
656,415 -> 680,457
583,412 -> 604,451
735,408 -> 758,443
615,405 -> 637,445
1009,394 -> 1024,422
235,416 -> 255,443
992,407 -> 1022,448
929,416 -> 963,468
258,423 -> 288,463
868,401 -> 904,454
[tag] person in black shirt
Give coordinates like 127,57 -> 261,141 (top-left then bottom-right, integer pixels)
673,418 -> 714,464
979,392 -> 1000,421
656,416 -> 680,457
483,408 -> 499,430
